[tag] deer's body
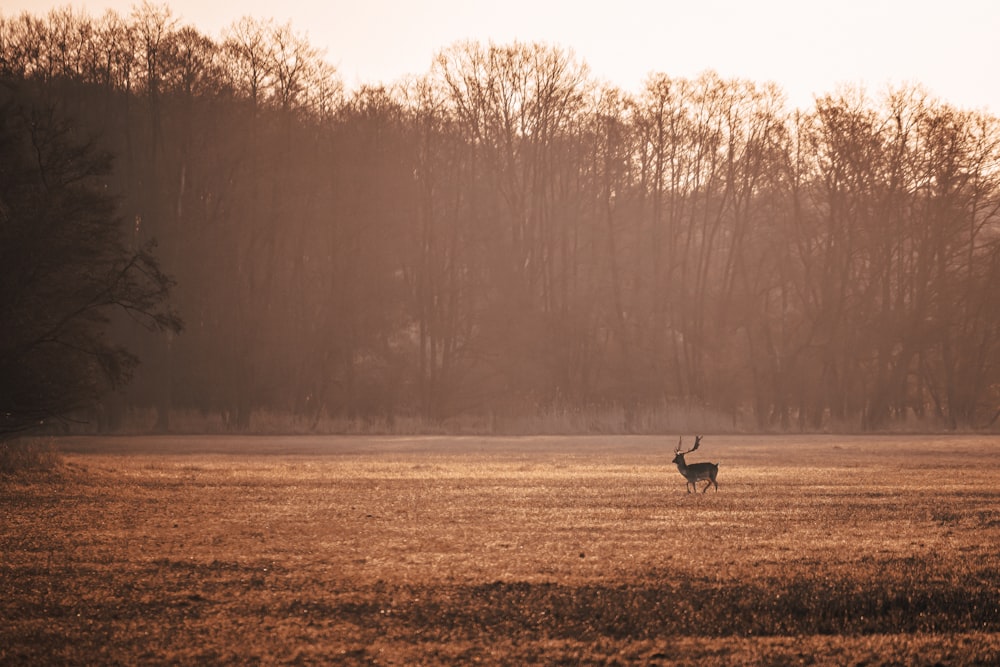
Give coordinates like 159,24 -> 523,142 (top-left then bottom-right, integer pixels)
673,436 -> 719,493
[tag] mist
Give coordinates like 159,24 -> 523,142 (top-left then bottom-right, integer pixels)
3,6 -> 1000,434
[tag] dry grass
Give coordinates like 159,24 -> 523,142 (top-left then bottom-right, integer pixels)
0,437 -> 62,475
2,434 -> 999,664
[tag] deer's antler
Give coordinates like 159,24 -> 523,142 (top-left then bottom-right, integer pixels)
677,435 -> 702,455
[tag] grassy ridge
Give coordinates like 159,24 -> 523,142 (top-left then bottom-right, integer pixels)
2,435 -> 999,664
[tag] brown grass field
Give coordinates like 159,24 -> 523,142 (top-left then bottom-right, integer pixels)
2,434 -> 999,665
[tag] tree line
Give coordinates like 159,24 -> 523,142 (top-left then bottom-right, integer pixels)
3,4 -> 999,432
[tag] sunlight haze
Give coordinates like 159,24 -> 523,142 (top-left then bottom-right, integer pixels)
4,0 -> 999,112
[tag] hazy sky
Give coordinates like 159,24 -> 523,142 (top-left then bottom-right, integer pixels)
5,0 -> 999,113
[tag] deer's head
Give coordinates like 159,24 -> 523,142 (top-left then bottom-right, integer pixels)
673,435 -> 702,464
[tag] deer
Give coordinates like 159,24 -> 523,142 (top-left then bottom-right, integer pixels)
673,435 -> 719,493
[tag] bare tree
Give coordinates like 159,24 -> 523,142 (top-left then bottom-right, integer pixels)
0,94 -> 181,438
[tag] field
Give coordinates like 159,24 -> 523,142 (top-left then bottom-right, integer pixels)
2,434 -> 999,665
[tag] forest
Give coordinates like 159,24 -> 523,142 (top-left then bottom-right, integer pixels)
2,5 -> 999,433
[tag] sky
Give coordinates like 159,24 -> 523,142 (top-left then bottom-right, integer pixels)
4,0 -> 1000,113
